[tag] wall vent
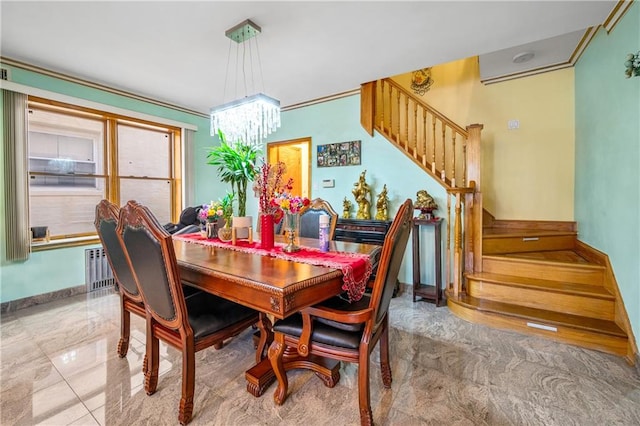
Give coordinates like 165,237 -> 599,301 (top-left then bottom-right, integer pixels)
85,247 -> 115,291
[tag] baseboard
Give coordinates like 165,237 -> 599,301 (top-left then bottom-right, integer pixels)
1,284 -> 87,314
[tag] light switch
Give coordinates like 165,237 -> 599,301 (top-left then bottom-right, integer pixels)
321,179 -> 335,188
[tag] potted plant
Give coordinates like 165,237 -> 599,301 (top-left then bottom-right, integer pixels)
206,130 -> 260,218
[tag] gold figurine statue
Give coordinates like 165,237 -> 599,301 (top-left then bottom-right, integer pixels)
352,170 -> 371,220
342,197 -> 352,219
375,184 -> 389,221
415,189 -> 438,219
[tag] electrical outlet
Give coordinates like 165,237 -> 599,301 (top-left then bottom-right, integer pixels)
508,119 -> 519,130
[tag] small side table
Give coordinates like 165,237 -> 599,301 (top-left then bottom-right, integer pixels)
412,218 -> 443,306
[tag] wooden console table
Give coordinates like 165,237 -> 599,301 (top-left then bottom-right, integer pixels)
412,218 -> 443,306
334,218 -> 391,245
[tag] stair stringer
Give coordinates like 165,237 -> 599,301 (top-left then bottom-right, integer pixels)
575,240 -> 638,365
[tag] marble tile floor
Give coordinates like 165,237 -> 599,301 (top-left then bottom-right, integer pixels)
2,288 -> 640,426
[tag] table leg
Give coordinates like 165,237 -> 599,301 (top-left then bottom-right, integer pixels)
245,345 -> 341,397
254,313 -> 273,363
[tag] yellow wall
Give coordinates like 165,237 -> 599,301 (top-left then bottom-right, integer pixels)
392,59 -> 575,221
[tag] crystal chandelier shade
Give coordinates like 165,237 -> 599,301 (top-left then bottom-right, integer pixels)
210,93 -> 280,147
210,19 -> 280,146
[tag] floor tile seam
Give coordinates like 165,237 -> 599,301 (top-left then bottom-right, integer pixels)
383,402 -> 492,425
23,378 -> 92,426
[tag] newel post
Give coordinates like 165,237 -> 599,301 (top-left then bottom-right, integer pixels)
360,82 -> 376,136
465,124 -> 483,274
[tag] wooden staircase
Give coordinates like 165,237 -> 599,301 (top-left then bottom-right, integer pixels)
359,78 -> 636,363
447,218 -> 632,361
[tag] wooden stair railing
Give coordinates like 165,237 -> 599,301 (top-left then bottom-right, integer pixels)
361,79 -> 483,294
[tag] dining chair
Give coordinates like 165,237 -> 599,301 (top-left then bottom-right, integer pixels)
94,199 -> 146,358
268,198 -> 414,426
298,197 -> 338,239
95,199 -> 202,358
117,200 -> 260,425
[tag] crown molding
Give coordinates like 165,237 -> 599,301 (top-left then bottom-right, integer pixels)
1,57 -> 208,119
603,0 -> 635,33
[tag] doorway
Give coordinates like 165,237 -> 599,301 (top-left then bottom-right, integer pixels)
267,137 -> 311,198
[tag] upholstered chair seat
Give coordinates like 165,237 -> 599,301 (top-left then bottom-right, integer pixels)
268,199 -> 414,426
186,293 -> 257,339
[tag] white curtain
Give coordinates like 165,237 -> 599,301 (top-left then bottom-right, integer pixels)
2,89 -> 30,261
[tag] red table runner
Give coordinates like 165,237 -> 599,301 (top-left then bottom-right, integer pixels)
173,233 -> 372,302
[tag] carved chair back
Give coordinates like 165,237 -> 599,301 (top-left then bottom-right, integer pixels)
117,200 -> 189,332
298,198 -> 338,240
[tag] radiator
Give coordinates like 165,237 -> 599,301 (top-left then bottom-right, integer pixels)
85,247 -> 115,291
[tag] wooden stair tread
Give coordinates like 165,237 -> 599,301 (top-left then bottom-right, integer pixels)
484,252 -> 601,267
496,250 -> 590,263
466,272 -> 614,299
451,294 -> 626,337
483,227 -> 577,238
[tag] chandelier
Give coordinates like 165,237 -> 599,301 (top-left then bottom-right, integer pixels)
210,19 -> 280,146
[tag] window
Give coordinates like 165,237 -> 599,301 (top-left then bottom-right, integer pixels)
27,98 -> 182,242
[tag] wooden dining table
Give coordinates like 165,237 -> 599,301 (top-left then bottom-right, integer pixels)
173,235 -> 381,397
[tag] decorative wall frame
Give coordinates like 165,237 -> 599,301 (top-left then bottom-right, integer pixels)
317,140 -> 361,167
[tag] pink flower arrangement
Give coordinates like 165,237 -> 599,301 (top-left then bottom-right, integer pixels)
197,192 -> 235,226
253,160 -> 293,223
272,193 -> 310,214
197,202 -> 223,223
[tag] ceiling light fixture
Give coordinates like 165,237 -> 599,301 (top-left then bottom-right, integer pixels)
210,19 -> 280,146
512,51 -> 535,64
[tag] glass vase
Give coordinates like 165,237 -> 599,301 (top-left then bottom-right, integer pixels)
205,219 -> 218,239
218,226 -> 232,242
282,212 -> 300,253
259,213 -> 275,250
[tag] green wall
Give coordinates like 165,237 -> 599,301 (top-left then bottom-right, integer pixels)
1,73 -> 445,302
575,2 -> 640,342
0,64 -> 216,303
259,95 -> 447,284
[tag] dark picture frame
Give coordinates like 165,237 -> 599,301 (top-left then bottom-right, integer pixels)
317,140 -> 361,167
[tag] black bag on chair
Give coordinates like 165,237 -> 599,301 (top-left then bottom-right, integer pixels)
164,206 -> 202,234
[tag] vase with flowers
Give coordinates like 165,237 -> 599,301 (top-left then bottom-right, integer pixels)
253,160 -> 293,249
272,193 -> 310,253
198,200 -> 223,238
198,192 -> 234,240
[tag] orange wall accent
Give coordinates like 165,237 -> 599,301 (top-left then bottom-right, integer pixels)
392,59 -> 575,221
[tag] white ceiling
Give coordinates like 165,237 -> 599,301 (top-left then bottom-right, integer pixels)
0,1 -> 617,115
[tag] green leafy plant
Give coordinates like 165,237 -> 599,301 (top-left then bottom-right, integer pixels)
206,130 -> 260,217
219,191 -> 235,227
